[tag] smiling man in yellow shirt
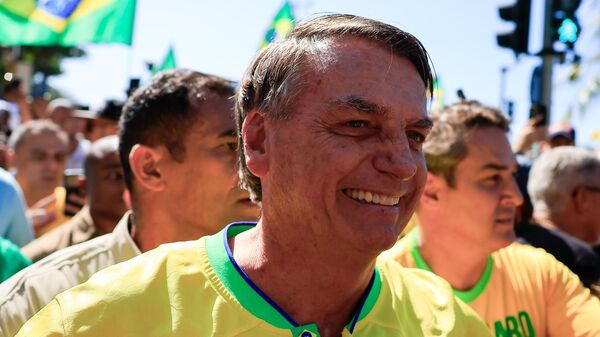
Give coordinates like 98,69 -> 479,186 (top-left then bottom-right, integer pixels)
17,14 -> 491,337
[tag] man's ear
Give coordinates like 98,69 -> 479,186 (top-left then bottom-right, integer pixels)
6,149 -> 15,169
128,144 -> 166,192
573,187 -> 592,214
242,110 -> 268,178
420,172 -> 445,207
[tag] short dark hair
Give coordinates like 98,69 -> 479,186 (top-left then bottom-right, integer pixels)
424,100 -> 510,187
119,69 -> 235,190
235,13 -> 434,202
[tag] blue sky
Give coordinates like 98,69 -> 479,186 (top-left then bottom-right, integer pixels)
48,0 -> 600,148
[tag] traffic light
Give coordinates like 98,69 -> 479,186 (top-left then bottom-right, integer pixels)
551,0 -> 582,49
496,0 -> 532,55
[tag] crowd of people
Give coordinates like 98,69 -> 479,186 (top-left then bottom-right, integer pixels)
0,13 -> 599,337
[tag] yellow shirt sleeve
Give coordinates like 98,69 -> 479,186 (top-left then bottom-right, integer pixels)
543,252 -> 600,337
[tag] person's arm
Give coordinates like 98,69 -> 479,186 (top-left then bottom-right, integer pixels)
5,184 -> 34,247
545,254 -> 600,336
512,115 -> 546,155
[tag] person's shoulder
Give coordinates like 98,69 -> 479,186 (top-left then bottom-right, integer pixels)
21,218 -> 79,261
380,231 -> 415,266
495,242 -> 563,263
378,258 -> 453,301
375,259 -> 492,336
0,168 -> 20,195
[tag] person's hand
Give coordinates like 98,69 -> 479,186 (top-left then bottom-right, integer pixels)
26,194 -> 58,234
512,115 -> 547,154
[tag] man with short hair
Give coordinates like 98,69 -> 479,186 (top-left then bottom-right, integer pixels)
47,98 -> 91,170
21,135 -> 128,262
17,15 -> 490,337
520,146 -> 600,287
8,120 -> 70,236
528,146 -> 600,245
384,101 -> 600,336
1,69 -> 260,337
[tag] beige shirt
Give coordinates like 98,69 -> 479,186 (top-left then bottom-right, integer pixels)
0,213 -> 139,337
22,206 -> 109,263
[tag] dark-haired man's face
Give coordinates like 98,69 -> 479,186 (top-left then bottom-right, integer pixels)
161,95 -> 260,237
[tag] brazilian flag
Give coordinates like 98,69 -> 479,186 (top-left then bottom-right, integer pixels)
0,0 -> 136,46
260,1 -> 294,48
152,46 -> 176,75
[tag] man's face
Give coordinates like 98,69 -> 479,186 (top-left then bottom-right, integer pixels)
87,150 -> 127,221
258,38 -> 431,254
161,95 -> 260,237
438,127 -> 523,253
14,132 -> 67,199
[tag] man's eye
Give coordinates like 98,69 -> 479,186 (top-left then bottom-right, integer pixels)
407,131 -> 426,143
344,120 -> 369,128
106,171 -> 124,181
223,142 -> 238,152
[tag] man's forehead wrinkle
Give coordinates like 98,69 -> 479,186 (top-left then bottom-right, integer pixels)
332,95 -> 387,115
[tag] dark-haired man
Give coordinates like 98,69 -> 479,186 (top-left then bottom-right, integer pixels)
1,70 -> 259,337
18,15 -> 489,337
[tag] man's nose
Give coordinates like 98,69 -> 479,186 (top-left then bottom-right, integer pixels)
372,134 -> 418,181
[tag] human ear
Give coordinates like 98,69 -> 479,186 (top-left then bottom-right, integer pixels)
128,144 -> 166,192
241,110 -> 268,178
420,173 -> 444,206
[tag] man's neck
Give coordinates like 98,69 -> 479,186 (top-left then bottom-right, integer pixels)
88,207 -> 121,234
130,207 -> 210,253
417,226 -> 490,291
21,185 -> 54,208
231,219 -> 376,337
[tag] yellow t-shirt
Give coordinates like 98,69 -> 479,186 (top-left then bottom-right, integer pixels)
384,231 -> 600,337
17,223 -> 492,337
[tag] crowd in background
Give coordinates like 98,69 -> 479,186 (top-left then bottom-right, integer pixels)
0,13 -> 599,336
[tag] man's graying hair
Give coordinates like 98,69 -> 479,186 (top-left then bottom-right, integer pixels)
235,14 -> 434,202
528,146 -> 600,215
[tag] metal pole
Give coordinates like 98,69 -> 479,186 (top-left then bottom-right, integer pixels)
540,0 -> 555,125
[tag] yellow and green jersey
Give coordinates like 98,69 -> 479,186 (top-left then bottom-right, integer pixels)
18,223 -> 491,337
385,230 -> 600,337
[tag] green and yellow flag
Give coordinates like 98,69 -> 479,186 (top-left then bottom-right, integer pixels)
260,1 -> 294,48
0,0 -> 136,46
430,76 -> 444,112
152,46 -> 176,75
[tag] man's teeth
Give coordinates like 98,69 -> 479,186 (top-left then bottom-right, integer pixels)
344,189 -> 400,206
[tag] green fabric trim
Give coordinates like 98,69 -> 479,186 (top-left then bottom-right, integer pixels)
205,224 -> 382,335
353,266 -> 381,324
0,238 -> 31,282
205,224 -> 293,329
408,230 -> 493,303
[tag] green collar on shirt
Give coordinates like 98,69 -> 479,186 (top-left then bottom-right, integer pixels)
205,222 -> 382,337
409,230 -> 493,303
